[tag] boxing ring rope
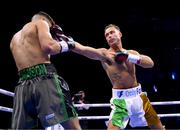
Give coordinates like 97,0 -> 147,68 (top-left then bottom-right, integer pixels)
0,88 -> 14,97
78,114 -> 180,120
1,88 -> 180,107
74,101 -> 180,107
1,105 -> 180,119
0,106 -> 13,113
1,88 -> 180,120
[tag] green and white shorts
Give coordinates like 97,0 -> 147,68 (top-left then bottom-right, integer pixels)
109,84 -> 160,129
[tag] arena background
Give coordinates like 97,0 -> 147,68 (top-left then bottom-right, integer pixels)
0,1 -> 179,129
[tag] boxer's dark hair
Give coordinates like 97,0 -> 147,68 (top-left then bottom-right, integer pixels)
36,11 -> 55,25
104,24 -> 121,32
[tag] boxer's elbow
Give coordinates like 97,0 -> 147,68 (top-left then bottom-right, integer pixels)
41,42 -> 52,53
142,60 -> 154,68
41,40 -> 60,55
146,61 -> 154,68
147,58 -> 154,68
149,60 -> 154,68
140,56 -> 154,68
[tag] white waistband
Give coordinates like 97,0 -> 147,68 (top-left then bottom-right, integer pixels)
112,84 -> 142,99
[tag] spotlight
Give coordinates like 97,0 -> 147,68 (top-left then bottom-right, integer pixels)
171,72 -> 176,80
153,85 -> 157,92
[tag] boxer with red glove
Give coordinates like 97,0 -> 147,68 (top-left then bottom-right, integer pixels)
50,24 -> 75,53
115,51 -> 141,64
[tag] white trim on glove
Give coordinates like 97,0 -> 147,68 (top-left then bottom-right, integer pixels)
59,41 -> 69,53
127,54 -> 140,64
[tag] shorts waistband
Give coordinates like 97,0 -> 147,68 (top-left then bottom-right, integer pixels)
112,84 -> 142,99
18,63 -> 57,81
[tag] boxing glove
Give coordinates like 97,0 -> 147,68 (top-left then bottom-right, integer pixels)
115,51 -> 140,64
58,36 -> 75,53
50,24 -> 64,40
50,24 -> 75,53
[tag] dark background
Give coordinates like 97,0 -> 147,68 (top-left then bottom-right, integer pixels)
0,1 -> 180,129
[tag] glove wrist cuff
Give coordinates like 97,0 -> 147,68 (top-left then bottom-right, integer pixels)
127,54 -> 140,64
59,41 -> 69,53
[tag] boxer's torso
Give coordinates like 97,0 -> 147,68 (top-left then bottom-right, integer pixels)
101,49 -> 138,89
10,21 -> 50,71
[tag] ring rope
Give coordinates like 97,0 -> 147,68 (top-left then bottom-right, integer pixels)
78,114 -> 180,120
0,105 -> 180,120
0,106 -> 13,113
74,101 -> 180,108
0,88 -> 14,97
1,88 -> 180,107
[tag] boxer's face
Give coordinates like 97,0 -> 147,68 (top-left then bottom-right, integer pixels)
105,27 -> 122,47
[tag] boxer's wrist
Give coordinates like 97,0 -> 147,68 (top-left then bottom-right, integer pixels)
127,54 -> 141,64
59,41 -> 69,53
